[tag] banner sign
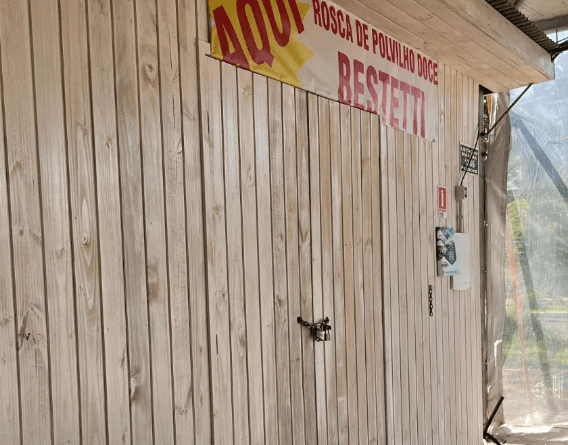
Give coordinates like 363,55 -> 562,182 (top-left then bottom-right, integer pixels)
209,0 -> 439,140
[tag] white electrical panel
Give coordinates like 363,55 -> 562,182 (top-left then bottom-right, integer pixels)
451,233 -> 471,290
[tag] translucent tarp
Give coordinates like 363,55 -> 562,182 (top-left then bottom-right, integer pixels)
487,34 -> 568,444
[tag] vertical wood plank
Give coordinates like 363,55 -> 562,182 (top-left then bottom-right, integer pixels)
387,126 -> 402,445
340,104 -> 358,445
296,89 -> 317,445
87,0 -> 132,441
472,79 -> 483,445
361,111 -> 378,444
136,0 -> 176,442
156,0 -> 192,443
379,121 -> 394,445
371,116 -> 386,445
113,0 -> 153,442
238,69 -> 265,445
268,78 -> 293,445
196,0 -> 209,41
425,138 -> 439,444
463,74 -> 474,445
0,44 -> 21,445
396,130 -> 410,445
432,135 -> 444,445
221,62 -> 250,445
404,133 -> 418,445
455,73 -> 463,445
330,101 -> 348,444
199,54 -> 233,445
324,98 -> 340,445
471,76 -> 479,445
30,0 -> 82,441
0,0 -> 52,441
179,11 -> 210,445
253,73 -> 279,445
418,136 -> 433,445
351,108 -> 368,445
440,65 -> 451,445
428,63 -> 443,445
451,69 -> 461,445
283,83 -> 306,445
459,72 -> 469,445
466,76 -> 475,442
60,0 -> 107,441
433,64 -> 447,445
411,135 -> 425,445
308,92 -> 328,445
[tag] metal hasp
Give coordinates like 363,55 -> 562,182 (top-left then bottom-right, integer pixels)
483,396 -> 505,445
297,316 -> 332,342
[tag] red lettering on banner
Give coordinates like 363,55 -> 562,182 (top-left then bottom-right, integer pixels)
330,6 -> 338,34
354,21 -> 369,50
288,0 -> 305,33
356,20 -> 363,48
421,90 -> 426,138
372,29 -> 378,54
321,1 -> 330,30
409,49 -> 415,73
262,0 -> 291,46
366,66 -> 378,113
237,0 -> 274,66
411,86 -> 421,135
387,37 -> 395,63
337,10 -> 345,38
353,59 -> 365,109
213,6 -> 251,70
312,0 -> 321,25
378,33 -> 386,58
346,15 -> 353,42
338,52 -> 352,105
400,81 -> 410,131
390,77 -> 400,128
403,47 -> 410,71
335,52 -> 430,137
433,63 -> 438,85
379,71 -> 390,123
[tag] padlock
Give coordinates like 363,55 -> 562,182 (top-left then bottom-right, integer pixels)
324,330 -> 331,341
315,330 -> 325,342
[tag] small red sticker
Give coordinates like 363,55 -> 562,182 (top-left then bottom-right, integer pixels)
438,186 -> 447,213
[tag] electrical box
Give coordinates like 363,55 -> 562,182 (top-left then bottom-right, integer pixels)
451,233 -> 471,290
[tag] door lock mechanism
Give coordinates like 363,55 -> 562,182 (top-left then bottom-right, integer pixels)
297,316 -> 332,342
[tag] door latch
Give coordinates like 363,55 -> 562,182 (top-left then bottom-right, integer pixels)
297,316 -> 332,342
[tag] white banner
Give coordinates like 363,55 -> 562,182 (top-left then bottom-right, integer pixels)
210,0 -> 439,140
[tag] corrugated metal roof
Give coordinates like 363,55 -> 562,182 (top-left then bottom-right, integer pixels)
486,0 -> 560,53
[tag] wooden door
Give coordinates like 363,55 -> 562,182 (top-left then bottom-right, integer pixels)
199,51 -> 387,444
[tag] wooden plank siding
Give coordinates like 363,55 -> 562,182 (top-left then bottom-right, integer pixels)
0,0 -> 485,442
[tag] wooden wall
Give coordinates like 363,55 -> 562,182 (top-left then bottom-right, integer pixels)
0,0 -> 482,443
0,0 -> 210,443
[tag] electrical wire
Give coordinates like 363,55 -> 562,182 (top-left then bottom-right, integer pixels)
460,83 -> 534,186
459,123 -> 480,186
